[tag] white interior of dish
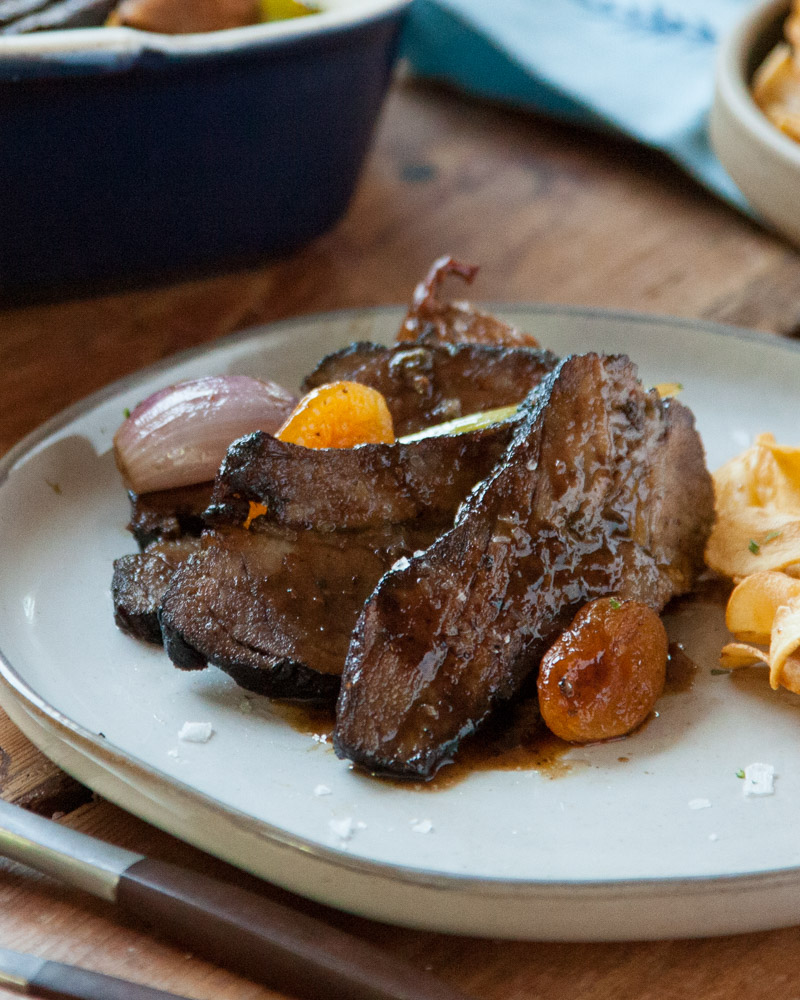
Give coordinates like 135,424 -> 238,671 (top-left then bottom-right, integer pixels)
0,0 -> 410,58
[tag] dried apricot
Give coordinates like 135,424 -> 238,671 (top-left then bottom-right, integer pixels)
537,597 -> 667,743
275,381 -> 395,449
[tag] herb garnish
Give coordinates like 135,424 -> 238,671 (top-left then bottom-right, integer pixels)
748,539 -> 760,554
710,668 -> 727,675
123,407 -> 131,419
764,529 -> 783,544
609,597 -> 621,610
736,769 -> 745,779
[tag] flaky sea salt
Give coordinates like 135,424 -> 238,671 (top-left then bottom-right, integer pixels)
743,762 -> 775,797
329,817 -> 354,841
411,819 -> 434,834
688,798 -> 711,810
314,784 -> 332,797
178,722 -> 214,743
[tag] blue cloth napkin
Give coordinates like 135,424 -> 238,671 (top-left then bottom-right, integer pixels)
401,0 -> 760,212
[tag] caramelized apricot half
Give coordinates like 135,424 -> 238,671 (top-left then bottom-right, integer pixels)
276,381 -> 395,449
537,597 -> 667,743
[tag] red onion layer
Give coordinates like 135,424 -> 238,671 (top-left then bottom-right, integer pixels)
114,375 -> 298,493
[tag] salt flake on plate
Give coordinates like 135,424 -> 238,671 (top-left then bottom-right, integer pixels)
411,819 -> 434,834
178,721 -> 214,743
329,817 -> 355,841
742,762 -> 775,797
688,798 -> 712,810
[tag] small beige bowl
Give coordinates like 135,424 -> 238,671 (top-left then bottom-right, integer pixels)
711,0 -> 800,243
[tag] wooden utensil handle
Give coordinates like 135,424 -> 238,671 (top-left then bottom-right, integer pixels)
117,858 -> 473,1000
31,960 -> 194,1000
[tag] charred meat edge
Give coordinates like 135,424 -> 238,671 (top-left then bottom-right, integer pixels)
112,537 -> 203,644
127,481 -> 214,549
207,425 -> 514,532
333,353 -> 714,779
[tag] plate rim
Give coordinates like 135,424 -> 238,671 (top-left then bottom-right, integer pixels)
3,302 -> 800,903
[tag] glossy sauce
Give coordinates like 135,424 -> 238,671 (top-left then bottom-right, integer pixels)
273,591 -> 708,789
664,641 -> 698,694
274,693 -> 573,789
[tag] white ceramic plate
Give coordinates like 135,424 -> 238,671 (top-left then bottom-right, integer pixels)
2,306 -> 800,942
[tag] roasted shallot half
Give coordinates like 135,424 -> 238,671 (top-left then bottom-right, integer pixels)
114,375 -> 297,494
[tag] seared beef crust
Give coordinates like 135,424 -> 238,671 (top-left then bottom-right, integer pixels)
207,426 -> 513,532
333,354 -> 714,778
127,481 -> 213,548
112,537 -> 202,643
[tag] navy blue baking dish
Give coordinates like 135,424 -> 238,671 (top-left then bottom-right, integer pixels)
0,1 -> 409,304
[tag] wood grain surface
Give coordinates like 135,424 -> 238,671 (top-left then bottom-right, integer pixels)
2,78 -> 800,999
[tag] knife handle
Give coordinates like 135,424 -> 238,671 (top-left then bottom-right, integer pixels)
117,857 -> 472,1000
29,960 -> 194,1000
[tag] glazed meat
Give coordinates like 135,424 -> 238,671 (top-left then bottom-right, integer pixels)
334,353 -> 714,779
127,481 -> 213,549
159,523 -> 438,702
158,421 -> 517,699
397,256 -> 540,348
112,537 -> 202,643
207,426 -> 513,532
303,339 -> 557,436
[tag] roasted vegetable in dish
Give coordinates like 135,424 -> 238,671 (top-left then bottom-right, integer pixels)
0,0 -> 318,34
111,258 -> 714,780
114,375 -> 297,495
397,256 -> 541,348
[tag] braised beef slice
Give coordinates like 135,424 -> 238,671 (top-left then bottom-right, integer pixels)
302,340 -> 557,436
206,426 -> 513,532
159,523 -> 439,702
333,353 -> 714,779
128,481 -> 213,549
397,256 -> 540,348
112,537 -> 203,644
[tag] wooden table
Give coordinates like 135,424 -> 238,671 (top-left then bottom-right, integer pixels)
2,78 -> 800,1000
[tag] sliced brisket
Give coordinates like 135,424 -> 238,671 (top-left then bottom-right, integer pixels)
159,523 -> 438,702
333,353 -> 714,778
112,537 -> 203,644
127,481 -> 213,549
206,426 -> 513,532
